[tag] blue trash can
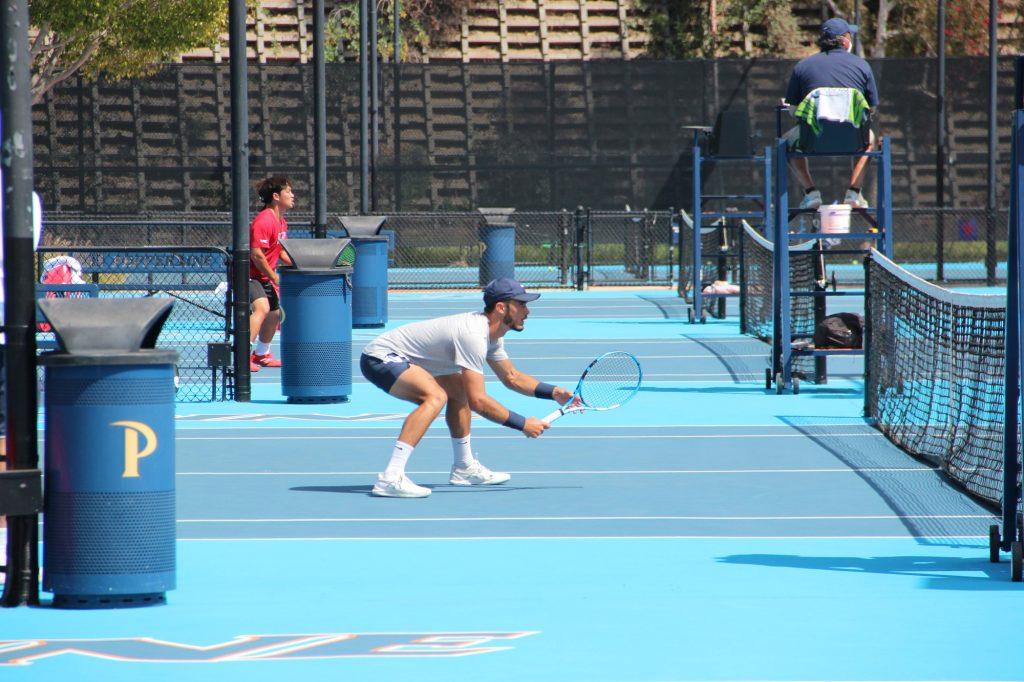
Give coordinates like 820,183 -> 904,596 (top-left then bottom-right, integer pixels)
278,238 -> 354,403
38,298 -> 178,609
479,223 -> 516,285
351,236 -> 389,328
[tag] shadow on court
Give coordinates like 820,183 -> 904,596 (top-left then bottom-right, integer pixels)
638,385 -> 861,396
290,485 -> 584,496
716,553 -> 1014,591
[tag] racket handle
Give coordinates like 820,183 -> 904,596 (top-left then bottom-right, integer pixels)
542,408 -> 564,425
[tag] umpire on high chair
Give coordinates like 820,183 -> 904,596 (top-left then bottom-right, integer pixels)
782,17 -> 880,211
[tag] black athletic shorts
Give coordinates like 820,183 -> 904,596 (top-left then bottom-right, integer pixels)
249,278 -> 280,312
360,353 -> 412,393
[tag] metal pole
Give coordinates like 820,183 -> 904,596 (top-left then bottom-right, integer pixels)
1017,55 -> 1024,110
986,0 -> 998,285
0,0 -> 40,608
359,0 -> 370,214
393,0 -> 402,211
313,0 -> 327,238
230,0 -> 251,402
936,0 -> 946,282
1004,110 -> 1024,551
853,0 -> 861,55
370,0 -> 379,212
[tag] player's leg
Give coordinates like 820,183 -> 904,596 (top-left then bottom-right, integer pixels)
360,355 -> 445,497
434,373 -> 511,487
845,130 -> 875,208
783,125 -> 820,210
248,280 -> 269,372
252,281 -> 282,367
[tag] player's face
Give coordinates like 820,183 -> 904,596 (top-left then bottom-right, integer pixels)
276,185 -> 295,210
502,300 -> 529,332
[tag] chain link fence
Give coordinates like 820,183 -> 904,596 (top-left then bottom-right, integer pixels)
35,246 -> 232,402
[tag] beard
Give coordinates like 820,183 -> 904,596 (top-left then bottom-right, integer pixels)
503,311 -> 524,331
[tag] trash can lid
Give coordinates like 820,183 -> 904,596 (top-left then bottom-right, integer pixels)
37,298 -> 174,354
478,207 -> 516,226
280,238 -> 356,272
334,216 -> 387,237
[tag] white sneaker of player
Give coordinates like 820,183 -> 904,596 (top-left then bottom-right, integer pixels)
449,461 -> 511,486
798,189 -> 822,210
843,189 -> 869,208
371,473 -> 431,498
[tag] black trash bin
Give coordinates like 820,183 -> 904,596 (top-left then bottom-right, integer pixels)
38,298 -> 178,608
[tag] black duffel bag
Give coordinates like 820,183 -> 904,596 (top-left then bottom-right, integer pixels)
814,312 -> 864,349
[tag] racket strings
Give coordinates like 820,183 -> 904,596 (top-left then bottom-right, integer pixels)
579,353 -> 641,409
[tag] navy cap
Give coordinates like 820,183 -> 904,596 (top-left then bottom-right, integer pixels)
483,277 -> 541,307
821,17 -> 858,38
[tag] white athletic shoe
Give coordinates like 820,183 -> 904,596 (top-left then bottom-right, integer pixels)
371,474 -> 431,498
843,189 -> 869,208
449,461 -> 511,486
798,189 -> 822,210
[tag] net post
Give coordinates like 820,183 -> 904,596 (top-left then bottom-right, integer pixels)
772,136 -> 790,386
1004,109 -> 1024,551
763,145 -> 773,241
692,145 -> 703,320
862,251 -> 873,419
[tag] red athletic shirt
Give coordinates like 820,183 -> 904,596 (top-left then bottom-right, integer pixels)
248,207 -> 288,281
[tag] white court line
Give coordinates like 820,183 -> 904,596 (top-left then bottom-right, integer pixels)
177,467 -> 933,476
177,515 -> 995,524
177,432 -> 884,440
178,535 -> 989,542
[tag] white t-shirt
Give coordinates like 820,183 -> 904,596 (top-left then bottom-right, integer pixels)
363,311 -> 509,376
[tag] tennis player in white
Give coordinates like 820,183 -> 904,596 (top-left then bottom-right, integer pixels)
360,278 -> 574,498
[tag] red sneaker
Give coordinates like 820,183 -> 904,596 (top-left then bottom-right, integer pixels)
249,359 -> 261,372
251,351 -> 282,368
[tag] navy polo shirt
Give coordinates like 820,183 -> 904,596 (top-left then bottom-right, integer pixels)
784,48 -> 878,107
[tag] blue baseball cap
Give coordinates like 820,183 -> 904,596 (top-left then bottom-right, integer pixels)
483,277 -> 541,307
821,17 -> 858,38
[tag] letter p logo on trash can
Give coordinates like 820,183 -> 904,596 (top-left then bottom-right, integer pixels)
112,420 -> 158,478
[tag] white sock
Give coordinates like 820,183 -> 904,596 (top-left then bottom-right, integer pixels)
254,340 -> 272,355
452,435 -> 474,469
383,441 -> 414,479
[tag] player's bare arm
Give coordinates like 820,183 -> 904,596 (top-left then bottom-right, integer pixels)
460,367 -> 548,438
487,358 -> 573,404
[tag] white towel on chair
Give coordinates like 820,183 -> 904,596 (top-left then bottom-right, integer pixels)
814,88 -> 854,124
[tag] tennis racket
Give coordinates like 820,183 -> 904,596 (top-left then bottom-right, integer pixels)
542,351 -> 642,424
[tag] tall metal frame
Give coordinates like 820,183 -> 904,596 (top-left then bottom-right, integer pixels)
687,130 -> 773,324
770,134 -> 893,394
994,58 -> 1024,581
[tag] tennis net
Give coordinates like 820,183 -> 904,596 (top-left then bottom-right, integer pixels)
739,221 -> 821,380
865,250 -> 1010,506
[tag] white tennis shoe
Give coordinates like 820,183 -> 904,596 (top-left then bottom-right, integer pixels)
371,474 -> 431,498
843,188 -> 869,208
799,189 -> 822,210
449,461 -> 511,486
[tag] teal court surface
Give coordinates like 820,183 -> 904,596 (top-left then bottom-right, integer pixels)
2,289 -> 1022,682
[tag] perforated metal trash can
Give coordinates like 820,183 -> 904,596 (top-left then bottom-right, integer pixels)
38,298 -> 178,609
335,216 -> 389,329
351,237 -> 389,328
478,208 -> 516,286
278,238 -> 355,403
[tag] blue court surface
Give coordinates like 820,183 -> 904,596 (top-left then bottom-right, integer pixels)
3,289 -> 1022,681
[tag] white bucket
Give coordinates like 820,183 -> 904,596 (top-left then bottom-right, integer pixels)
818,203 -> 852,234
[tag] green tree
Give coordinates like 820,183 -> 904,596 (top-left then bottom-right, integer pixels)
326,0 -> 473,61
29,0 -> 225,104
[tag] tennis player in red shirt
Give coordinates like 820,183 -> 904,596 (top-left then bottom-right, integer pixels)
248,176 -> 294,371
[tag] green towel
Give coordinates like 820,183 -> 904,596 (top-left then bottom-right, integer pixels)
794,88 -> 869,136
